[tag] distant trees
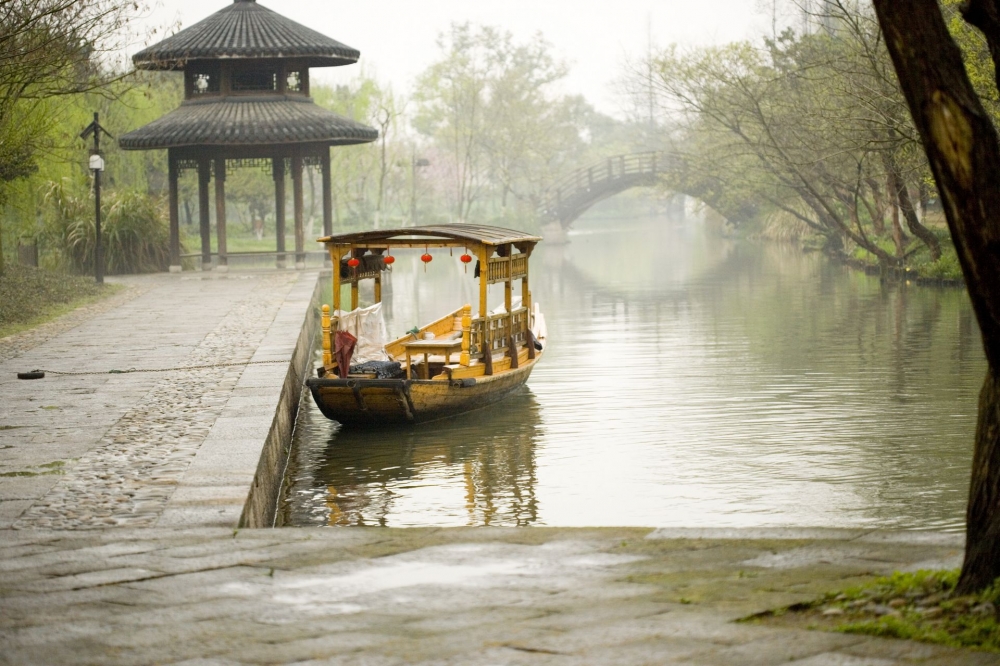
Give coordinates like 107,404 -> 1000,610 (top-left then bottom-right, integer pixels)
637,2 -> 950,273
2,15 -> 636,272
413,23 -> 592,223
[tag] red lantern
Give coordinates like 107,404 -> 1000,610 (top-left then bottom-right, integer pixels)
421,252 -> 432,272
460,254 -> 472,264
347,257 -> 360,268
383,254 -> 395,265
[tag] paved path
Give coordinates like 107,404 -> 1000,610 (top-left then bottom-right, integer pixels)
0,271 -> 317,529
0,526 -> 990,665
1,271 -> 994,664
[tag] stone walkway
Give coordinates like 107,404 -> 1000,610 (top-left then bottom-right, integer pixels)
1,270 -> 995,664
0,526 -> 992,665
0,271 -> 315,530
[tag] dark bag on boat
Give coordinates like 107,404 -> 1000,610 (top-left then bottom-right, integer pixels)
349,360 -> 402,379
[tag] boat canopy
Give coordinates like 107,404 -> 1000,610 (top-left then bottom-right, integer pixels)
318,224 -> 542,248
319,224 -> 540,318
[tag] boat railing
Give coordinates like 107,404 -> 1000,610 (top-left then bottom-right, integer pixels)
469,306 -> 529,362
485,254 -> 529,283
325,303 -> 531,377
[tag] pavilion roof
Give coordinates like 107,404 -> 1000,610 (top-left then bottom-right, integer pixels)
319,225 -> 544,247
133,0 -> 360,70
118,97 -> 378,150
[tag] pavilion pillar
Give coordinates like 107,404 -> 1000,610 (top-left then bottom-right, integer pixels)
167,151 -> 181,273
214,157 -> 228,272
273,157 -> 286,269
292,151 -> 305,269
321,149 -> 332,266
198,157 -> 212,271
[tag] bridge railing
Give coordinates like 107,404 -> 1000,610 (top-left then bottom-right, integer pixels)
543,151 -> 664,217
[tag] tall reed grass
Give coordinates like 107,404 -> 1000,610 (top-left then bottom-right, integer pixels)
44,180 -> 174,274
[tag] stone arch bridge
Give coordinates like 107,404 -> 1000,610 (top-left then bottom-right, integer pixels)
539,151 -> 680,239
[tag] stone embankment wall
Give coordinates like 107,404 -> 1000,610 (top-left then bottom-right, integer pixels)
240,274 -> 323,528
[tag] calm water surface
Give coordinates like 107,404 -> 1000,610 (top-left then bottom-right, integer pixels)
278,214 -> 985,530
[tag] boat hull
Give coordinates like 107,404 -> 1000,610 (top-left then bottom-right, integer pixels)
306,356 -> 539,426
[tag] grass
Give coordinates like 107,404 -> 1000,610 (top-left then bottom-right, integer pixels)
750,569 -> 1000,652
0,264 -> 122,338
848,230 -> 965,282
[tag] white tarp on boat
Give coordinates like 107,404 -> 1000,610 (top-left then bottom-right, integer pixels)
335,302 -> 390,363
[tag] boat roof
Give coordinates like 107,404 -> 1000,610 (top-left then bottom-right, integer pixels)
318,224 -> 542,247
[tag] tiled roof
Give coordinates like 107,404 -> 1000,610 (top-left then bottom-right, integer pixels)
119,96 -> 378,149
319,225 -> 544,247
133,0 -> 360,69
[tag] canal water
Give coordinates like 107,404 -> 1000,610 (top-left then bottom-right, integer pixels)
278,213 -> 985,531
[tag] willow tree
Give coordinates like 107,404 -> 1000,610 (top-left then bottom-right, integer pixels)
873,0 -> 1000,592
0,0 -> 143,272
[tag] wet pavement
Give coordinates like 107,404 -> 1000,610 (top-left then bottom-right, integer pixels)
0,526 -> 990,665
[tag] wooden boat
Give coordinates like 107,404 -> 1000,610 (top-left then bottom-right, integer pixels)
306,224 -> 546,425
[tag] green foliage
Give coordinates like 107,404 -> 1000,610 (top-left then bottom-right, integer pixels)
1,73 -> 182,270
942,0 -> 1000,124
44,180 -> 173,275
920,249 -> 964,281
413,23 -> 592,222
640,8 -> 948,270
0,264 -> 116,336
312,74 -> 407,230
785,570 -> 1000,652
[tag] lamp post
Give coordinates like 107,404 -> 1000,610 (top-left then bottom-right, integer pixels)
80,113 -> 112,284
410,152 -> 430,227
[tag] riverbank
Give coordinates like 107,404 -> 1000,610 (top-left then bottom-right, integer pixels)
738,210 -> 966,285
2,526 -> 986,664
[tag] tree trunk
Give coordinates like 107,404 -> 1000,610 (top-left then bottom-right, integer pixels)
874,0 -> 1000,593
964,367 -> 1000,591
865,178 -> 887,235
890,199 -> 906,258
889,166 -> 941,260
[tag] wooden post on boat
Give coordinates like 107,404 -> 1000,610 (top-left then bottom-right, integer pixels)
460,304 -> 471,366
321,304 -> 332,367
331,244 -> 342,312
350,247 -> 359,310
504,244 -> 517,369
522,246 -> 534,360
478,244 -> 492,375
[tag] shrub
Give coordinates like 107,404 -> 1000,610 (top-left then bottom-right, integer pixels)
44,180 -> 176,275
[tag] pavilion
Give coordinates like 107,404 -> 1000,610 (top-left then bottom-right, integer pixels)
119,0 -> 378,272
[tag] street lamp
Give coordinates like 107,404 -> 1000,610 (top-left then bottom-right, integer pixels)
80,113 -> 112,284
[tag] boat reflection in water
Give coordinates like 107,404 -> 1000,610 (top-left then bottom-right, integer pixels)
278,388 -> 541,527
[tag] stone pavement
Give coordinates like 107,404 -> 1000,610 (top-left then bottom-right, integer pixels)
0,270 -> 318,530
0,526 -> 993,665
1,270 -> 996,664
